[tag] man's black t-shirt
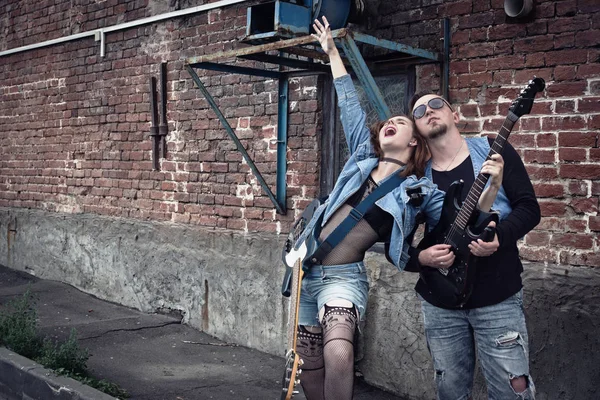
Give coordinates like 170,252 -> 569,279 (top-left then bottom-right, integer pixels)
412,138 -> 540,309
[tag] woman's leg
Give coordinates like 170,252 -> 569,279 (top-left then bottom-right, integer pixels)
320,299 -> 358,400
297,325 -> 325,400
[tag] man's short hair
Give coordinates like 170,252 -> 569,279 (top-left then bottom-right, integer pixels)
408,90 -> 441,113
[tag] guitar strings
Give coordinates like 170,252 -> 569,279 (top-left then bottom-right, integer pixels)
444,117 -> 514,247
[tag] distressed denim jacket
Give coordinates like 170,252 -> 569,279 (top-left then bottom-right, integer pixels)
424,137 -> 513,220
297,74 -> 444,270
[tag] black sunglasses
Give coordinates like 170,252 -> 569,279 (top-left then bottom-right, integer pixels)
412,97 -> 453,119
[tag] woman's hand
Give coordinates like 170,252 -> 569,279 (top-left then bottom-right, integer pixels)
311,17 -> 336,56
481,154 -> 504,189
418,244 -> 455,269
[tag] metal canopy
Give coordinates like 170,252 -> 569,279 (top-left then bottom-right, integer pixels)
185,27 -> 447,214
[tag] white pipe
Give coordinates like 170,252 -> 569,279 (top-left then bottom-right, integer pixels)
0,0 -> 249,58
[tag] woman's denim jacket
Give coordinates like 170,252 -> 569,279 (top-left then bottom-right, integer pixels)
296,75 -> 444,270
423,137 -> 513,221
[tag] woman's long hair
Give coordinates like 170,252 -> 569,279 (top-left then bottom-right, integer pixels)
369,118 -> 430,178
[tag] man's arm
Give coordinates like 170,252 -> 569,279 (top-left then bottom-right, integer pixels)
494,140 -> 541,248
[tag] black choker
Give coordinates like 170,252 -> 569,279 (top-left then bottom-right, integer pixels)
381,157 -> 406,166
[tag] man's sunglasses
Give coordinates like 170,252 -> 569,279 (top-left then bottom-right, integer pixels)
412,97 -> 453,120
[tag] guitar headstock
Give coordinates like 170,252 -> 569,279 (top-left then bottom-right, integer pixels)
509,77 -> 545,117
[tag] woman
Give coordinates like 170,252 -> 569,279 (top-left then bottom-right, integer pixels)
293,17 -> 504,400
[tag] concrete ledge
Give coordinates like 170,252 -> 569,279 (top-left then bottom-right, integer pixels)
0,347 -> 117,400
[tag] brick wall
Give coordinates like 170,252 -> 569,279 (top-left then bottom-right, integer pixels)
1,0 -> 599,267
365,0 -> 600,266
0,0 -> 320,237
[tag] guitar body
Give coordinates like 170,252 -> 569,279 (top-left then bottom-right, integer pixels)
279,199 -> 321,399
417,77 -> 545,308
419,180 -> 498,307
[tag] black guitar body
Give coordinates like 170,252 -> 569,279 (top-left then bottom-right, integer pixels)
418,180 -> 498,308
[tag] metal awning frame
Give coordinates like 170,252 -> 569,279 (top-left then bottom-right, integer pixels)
185,26 -> 450,214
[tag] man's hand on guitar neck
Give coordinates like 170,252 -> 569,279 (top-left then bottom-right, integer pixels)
468,221 -> 500,257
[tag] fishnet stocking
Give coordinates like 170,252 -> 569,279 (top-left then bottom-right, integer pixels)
321,305 -> 358,400
297,326 -> 325,400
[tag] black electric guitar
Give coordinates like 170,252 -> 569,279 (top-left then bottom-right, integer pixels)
280,199 -> 320,400
418,77 -> 546,308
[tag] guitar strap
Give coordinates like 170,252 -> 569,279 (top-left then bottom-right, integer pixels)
308,173 -> 405,266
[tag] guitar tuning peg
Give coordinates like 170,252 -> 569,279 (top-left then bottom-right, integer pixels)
295,379 -> 301,385
298,359 -> 304,366
297,369 -> 303,375
293,391 -> 300,394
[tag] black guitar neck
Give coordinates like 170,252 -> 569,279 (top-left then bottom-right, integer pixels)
447,112 -> 518,239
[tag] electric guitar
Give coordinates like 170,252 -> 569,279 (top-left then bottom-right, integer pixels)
280,199 -> 320,400
418,77 -> 546,308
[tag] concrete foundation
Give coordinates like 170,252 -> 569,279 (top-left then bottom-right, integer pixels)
0,208 -> 598,399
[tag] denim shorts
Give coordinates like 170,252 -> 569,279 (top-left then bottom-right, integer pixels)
420,290 -> 535,400
298,262 -> 369,327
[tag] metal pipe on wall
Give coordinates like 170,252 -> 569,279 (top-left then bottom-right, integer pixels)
0,0 -> 250,58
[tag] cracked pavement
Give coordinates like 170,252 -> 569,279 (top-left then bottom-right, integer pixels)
0,265 -> 406,400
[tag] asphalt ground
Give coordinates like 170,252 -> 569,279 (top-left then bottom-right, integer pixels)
0,264 -> 406,400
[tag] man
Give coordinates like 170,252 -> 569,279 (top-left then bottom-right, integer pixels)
406,91 -> 540,399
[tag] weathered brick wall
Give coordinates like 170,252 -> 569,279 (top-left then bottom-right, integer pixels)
364,0 -> 600,267
1,0 -> 599,267
0,0 -> 319,236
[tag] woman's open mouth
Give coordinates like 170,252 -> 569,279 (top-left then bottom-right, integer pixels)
384,126 -> 397,137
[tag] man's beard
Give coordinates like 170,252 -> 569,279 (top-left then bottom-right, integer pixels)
429,123 -> 448,140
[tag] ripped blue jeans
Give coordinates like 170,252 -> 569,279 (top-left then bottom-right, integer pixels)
421,290 -> 535,400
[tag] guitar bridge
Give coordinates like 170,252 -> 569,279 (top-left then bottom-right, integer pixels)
438,268 -> 449,276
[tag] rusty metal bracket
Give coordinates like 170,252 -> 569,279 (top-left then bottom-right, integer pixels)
184,28 -> 443,213
186,64 -> 286,214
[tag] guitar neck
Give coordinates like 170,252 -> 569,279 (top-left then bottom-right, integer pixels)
452,112 -> 518,231
287,258 -> 304,350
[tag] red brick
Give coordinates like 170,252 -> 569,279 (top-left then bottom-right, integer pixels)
523,150 -> 555,164
559,148 -> 587,162
569,197 -> 599,214
559,251 -> 600,267
558,132 -> 597,147
590,216 -> 600,232
543,117 -> 586,131
519,247 -> 557,263
533,183 -> 565,198
536,133 -> 557,147
551,233 -> 594,250
539,200 -> 567,216
546,82 -> 587,98
554,100 -> 576,114
568,181 -> 589,196
553,32 -> 576,49
514,36 -> 554,53
548,15 -> 591,33
576,63 -> 600,79
545,49 -> 589,66
579,98 -> 600,113
509,134 -> 535,148
525,231 -> 551,246
560,164 -> 600,179
525,52 -> 545,68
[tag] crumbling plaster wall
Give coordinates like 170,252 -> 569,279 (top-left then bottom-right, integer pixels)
2,208 -> 598,399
